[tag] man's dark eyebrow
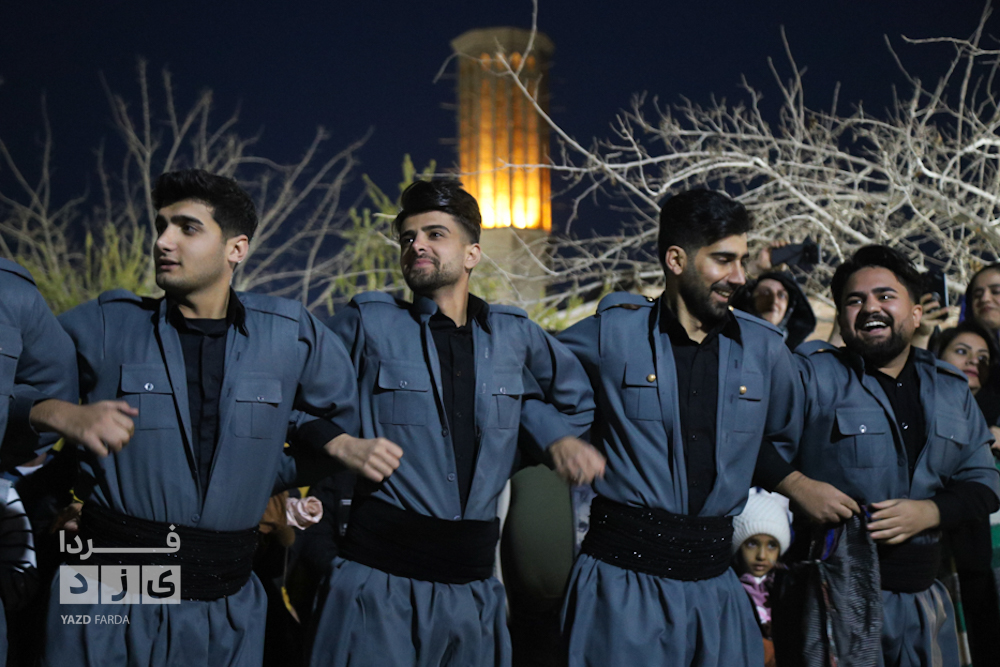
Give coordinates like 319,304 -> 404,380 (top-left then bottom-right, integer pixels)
845,285 -> 898,299
710,252 -> 739,260
169,214 -> 204,226
420,224 -> 450,233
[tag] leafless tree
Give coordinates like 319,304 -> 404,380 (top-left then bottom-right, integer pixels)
0,59 -> 368,313
477,2 -> 1000,315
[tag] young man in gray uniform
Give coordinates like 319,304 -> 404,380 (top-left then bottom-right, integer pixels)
0,258 -> 80,462
556,189 -> 855,667
309,180 -> 602,667
792,245 -> 1000,666
0,259 -> 120,665
43,169 -> 363,667
5,259 -> 144,463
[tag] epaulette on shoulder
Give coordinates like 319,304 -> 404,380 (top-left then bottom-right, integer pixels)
352,291 -> 401,307
97,289 -> 143,306
732,308 -> 784,336
795,339 -> 839,356
240,292 -> 301,321
596,292 -> 655,313
934,358 -> 968,382
489,304 -> 528,319
0,258 -> 36,286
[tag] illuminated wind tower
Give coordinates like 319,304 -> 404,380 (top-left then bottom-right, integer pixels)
451,27 -> 554,302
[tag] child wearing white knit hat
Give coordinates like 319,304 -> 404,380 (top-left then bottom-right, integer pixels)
732,488 -> 792,667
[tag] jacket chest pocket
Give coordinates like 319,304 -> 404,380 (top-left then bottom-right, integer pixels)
0,325 -> 22,397
931,414 -> 971,473
734,370 -> 765,433
234,377 -> 283,439
120,364 -> 175,430
489,369 -> 524,429
835,408 -> 892,468
622,362 -> 662,421
377,362 -> 431,426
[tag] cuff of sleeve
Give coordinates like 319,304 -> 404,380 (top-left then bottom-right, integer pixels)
753,440 -> 796,492
295,419 -> 345,451
542,425 -> 591,451
2,392 -> 48,467
931,492 -> 964,530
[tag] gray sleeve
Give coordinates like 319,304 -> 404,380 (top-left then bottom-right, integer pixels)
287,307 -> 361,446
761,341 -> 804,464
4,289 -> 79,463
948,383 -> 1000,497
517,321 -> 596,453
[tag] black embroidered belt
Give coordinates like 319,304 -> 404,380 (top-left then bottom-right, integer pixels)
582,495 -> 734,581
877,540 -> 941,593
76,503 -> 258,601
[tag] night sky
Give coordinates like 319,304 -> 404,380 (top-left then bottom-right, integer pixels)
1,0 -> 995,233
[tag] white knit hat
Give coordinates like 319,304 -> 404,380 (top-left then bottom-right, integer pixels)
732,488 -> 792,556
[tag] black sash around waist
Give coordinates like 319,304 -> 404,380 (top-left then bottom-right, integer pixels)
582,495 -> 734,581
341,496 -> 499,584
877,540 -> 942,593
76,503 -> 259,601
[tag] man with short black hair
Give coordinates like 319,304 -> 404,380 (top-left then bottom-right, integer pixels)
792,245 -> 1000,666
43,169 -> 362,667
557,189 -> 852,667
309,179 -> 599,667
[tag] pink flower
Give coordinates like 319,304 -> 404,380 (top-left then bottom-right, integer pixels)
286,496 -> 323,529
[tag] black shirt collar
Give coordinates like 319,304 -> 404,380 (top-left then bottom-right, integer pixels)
865,346 -> 917,382
658,300 -> 740,345
424,294 -> 489,331
167,288 -> 248,336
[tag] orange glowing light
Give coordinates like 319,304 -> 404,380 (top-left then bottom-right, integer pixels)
453,30 -> 553,232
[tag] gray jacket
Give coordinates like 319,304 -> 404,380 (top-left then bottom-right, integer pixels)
794,341 -> 1000,509
0,258 -> 78,464
58,289 -> 359,531
557,292 -> 803,517
329,292 -> 595,521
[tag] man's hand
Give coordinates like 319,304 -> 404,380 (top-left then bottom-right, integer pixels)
746,241 -> 790,277
324,433 -> 403,483
550,436 -> 606,486
49,501 -> 83,535
912,293 -> 955,350
868,498 -> 940,544
29,399 -> 138,458
776,471 -> 860,523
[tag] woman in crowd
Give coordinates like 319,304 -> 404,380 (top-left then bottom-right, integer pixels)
934,321 -> 1000,667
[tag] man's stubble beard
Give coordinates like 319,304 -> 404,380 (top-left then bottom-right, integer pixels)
403,258 -> 463,295
677,265 -> 729,329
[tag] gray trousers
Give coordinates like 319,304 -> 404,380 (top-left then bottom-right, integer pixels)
879,582 -> 959,667
562,554 -> 765,667
309,557 -> 511,667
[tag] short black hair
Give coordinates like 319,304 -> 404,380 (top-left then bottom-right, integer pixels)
392,180 -> 481,244
152,169 -> 258,241
934,320 -> 999,364
657,189 -> 752,270
830,245 -> 923,308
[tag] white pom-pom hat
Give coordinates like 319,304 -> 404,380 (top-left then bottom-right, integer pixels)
732,488 -> 792,556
